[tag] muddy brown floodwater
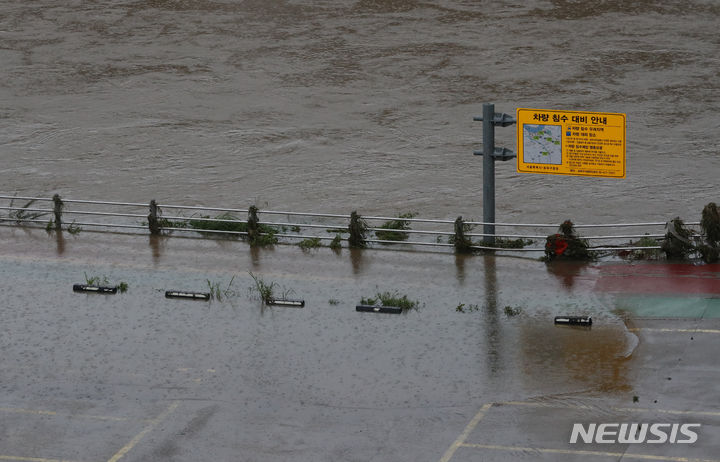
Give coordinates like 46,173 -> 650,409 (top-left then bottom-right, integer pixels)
1,0 -> 719,225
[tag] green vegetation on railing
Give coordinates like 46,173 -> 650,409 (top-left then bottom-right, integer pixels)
620,236 -> 662,260
329,234 -> 342,250
375,212 -> 415,242
298,237 -> 322,250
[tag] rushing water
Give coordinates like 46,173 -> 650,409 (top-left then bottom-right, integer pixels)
1,0 -> 719,224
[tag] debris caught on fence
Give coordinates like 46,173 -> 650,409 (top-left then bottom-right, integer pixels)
375,212 -> 415,242
543,220 -> 592,262
348,211 -> 368,248
450,216 -> 474,254
699,202 -> 720,263
661,218 -> 696,261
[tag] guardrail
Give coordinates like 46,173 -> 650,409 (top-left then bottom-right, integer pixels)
0,194 -> 702,255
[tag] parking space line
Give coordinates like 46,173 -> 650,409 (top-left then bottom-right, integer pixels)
0,407 -> 130,422
106,401 -> 180,462
628,328 -> 720,334
0,455 -> 85,462
461,443 -> 720,462
500,400 -> 720,417
441,401 -> 720,462
438,403 -> 493,462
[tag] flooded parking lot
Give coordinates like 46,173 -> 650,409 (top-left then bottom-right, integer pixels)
2,0 -> 720,459
1,229 -> 718,461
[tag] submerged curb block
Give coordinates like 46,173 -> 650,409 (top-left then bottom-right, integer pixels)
554,315 -> 592,326
266,298 -> 305,307
165,290 -> 211,301
356,305 -> 402,314
73,284 -> 117,294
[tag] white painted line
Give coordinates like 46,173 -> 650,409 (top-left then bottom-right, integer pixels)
0,456 -> 85,462
500,401 -> 720,417
438,403 -> 493,462
106,401 -> 179,462
0,406 -> 129,422
629,328 -> 720,334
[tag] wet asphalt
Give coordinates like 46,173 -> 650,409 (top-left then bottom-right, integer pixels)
1,228 -> 719,461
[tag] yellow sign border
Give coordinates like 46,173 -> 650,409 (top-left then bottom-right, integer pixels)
516,108 -> 626,178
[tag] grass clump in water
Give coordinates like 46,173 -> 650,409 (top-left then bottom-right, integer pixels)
84,273 -> 128,292
207,275 -> 237,302
504,305 -> 523,317
375,212 -> 415,242
360,291 -> 419,311
248,271 -> 276,304
455,303 -> 479,313
298,237 -> 322,250
85,273 -> 110,286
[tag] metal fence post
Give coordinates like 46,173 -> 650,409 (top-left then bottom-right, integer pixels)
52,194 -> 63,231
148,200 -> 160,235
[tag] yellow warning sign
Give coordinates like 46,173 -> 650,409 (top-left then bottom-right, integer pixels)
516,108 -> 626,178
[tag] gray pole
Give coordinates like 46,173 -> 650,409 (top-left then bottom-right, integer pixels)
482,103 -> 495,245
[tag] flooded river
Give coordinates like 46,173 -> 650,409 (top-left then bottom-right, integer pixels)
1,0 -> 719,224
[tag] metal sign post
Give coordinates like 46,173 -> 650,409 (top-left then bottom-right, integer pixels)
474,103 -> 516,245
